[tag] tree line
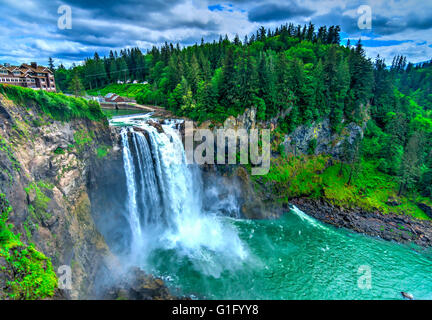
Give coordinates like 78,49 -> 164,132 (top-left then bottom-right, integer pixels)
52,22 -> 432,200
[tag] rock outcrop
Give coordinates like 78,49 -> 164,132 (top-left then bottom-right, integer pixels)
101,267 -> 177,300
282,118 -> 363,158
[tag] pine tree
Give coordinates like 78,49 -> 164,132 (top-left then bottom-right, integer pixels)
218,47 -> 239,114
48,57 -> 55,72
398,132 -> 423,195
68,72 -> 84,96
257,52 -> 275,118
186,54 -> 201,95
324,47 -> 350,132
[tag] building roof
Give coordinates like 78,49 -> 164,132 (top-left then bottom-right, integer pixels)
20,64 -> 52,74
0,63 -> 53,75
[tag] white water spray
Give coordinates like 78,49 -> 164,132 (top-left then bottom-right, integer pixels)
116,116 -> 248,276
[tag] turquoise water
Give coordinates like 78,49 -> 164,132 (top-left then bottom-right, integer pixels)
146,208 -> 432,300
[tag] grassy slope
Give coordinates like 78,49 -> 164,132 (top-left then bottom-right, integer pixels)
86,83 -> 150,98
0,84 -> 106,122
254,155 -> 432,220
0,194 -> 57,299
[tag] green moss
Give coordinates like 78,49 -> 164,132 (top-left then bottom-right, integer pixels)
71,129 -> 95,155
96,145 -> 110,159
0,194 -> 57,300
0,84 -> 106,122
0,134 -> 21,174
74,129 -> 93,146
53,147 -> 65,155
24,182 -> 52,222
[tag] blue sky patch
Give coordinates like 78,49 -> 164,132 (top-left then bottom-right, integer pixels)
208,4 -> 224,12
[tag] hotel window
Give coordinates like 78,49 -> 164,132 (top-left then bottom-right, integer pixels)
0,70 -> 7,75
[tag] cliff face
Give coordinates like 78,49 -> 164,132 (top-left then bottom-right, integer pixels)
193,107 -> 366,220
0,94 -> 119,299
282,118 -> 363,158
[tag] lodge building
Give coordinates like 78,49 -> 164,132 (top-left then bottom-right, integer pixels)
0,62 -> 56,92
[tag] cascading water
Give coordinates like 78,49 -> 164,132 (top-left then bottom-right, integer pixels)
107,114 -> 432,300
116,117 -> 248,276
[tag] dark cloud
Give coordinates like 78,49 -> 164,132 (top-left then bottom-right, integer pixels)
248,2 -> 315,22
372,14 -> 432,35
0,0 -> 431,65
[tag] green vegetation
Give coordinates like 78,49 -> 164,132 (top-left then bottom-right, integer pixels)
54,147 -> 65,155
0,84 -> 105,122
24,181 -> 53,222
96,145 -> 111,158
394,57 -> 432,109
87,83 -> 149,98
0,194 -> 57,300
73,129 -> 95,153
74,129 -> 94,146
52,22 -> 432,217
255,155 -> 431,220
0,134 -> 20,174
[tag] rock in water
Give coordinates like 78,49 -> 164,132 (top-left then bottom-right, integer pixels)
401,291 -> 414,300
101,267 -> 181,300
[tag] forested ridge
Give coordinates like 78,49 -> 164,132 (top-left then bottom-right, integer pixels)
53,22 -> 432,206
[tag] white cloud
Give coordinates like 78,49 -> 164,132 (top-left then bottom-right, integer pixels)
0,0 -> 430,66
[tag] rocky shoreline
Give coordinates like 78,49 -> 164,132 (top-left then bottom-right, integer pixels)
290,197 -> 432,248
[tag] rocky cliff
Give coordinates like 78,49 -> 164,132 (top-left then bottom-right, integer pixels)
0,94 -> 173,299
281,118 -> 363,158
0,94 -> 119,298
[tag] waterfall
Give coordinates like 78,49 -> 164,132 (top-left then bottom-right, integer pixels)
120,129 -> 142,252
118,118 -> 247,275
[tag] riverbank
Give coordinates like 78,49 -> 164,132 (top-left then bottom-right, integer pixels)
290,197 -> 432,248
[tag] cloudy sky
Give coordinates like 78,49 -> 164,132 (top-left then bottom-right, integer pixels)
1,0 -> 431,67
